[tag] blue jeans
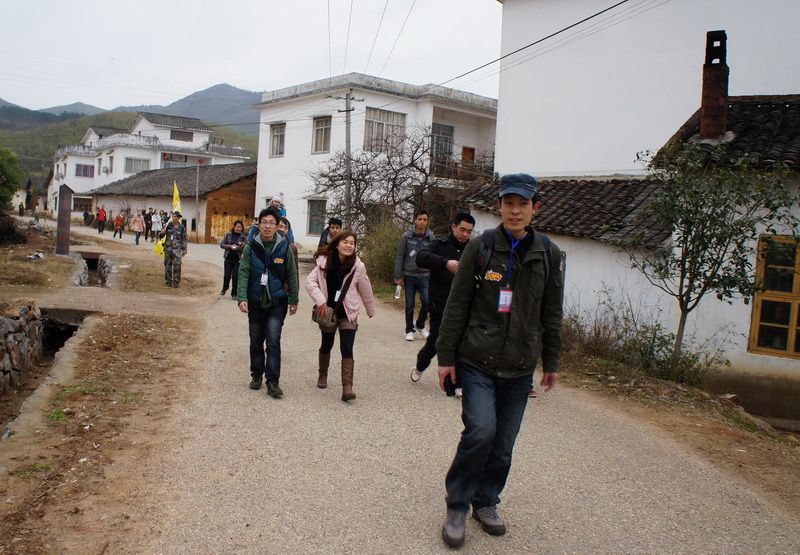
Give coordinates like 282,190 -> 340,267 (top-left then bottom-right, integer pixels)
134,231 -> 142,244
404,275 -> 429,333
445,362 -> 532,512
247,300 -> 288,381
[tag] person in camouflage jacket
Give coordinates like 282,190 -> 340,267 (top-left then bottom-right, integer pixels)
163,211 -> 188,287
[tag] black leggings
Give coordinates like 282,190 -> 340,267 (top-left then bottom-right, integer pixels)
319,329 -> 356,359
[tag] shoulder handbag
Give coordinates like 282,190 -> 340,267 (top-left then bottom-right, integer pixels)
312,271 -> 355,332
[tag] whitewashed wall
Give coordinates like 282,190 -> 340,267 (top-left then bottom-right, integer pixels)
495,0 -> 800,177
257,88 -> 495,252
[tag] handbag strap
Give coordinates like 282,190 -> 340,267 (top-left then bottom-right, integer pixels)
332,270 -> 355,313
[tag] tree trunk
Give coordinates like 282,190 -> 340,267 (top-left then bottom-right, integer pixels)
670,309 -> 689,382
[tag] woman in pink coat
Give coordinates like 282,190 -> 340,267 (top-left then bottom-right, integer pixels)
131,210 -> 145,245
306,231 -> 376,402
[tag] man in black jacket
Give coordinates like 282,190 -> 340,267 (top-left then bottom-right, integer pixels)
410,213 -> 475,385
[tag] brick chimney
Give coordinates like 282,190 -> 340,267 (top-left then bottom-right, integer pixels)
700,30 -> 729,140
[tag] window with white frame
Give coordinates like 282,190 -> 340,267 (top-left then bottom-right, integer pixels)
270,123 -> 286,157
75,164 -> 94,178
750,235 -> 800,358
124,157 -> 150,174
363,107 -> 406,152
312,116 -> 331,154
308,199 -> 327,235
107,156 -> 114,172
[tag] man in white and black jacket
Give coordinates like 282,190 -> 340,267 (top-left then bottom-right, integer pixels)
393,210 -> 435,341
410,213 -> 474,383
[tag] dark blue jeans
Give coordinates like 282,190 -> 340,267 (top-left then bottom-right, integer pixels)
415,311 -> 442,372
404,275 -> 429,333
247,300 -> 288,381
445,361 -> 533,513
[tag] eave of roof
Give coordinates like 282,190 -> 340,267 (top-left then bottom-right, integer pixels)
89,162 -> 257,198
466,178 -> 670,249
136,112 -> 213,132
255,73 -> 497,114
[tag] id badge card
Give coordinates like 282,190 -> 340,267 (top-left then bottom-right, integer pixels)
260,273 -> 269,286
334,289 -> 341,302
498,289 -> 513,313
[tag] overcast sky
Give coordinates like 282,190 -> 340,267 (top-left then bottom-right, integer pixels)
0,0 -> 503,111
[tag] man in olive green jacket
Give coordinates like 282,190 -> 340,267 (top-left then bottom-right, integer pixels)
436,173 -> 564,548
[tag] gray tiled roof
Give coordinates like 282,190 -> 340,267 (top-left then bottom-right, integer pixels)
667,95 -> 800,168
465,178 -> 671,249
137,112 -> 213,132
88,126 -> 127,137
90,163 -> 257,197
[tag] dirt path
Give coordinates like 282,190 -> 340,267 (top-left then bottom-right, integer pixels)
1,220 -> 799,553
135,276 -> 800,553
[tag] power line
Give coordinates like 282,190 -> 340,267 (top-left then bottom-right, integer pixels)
378,0 -> 417,78
342,0 -> 356,74
328,0 -> 333,80
439,0 -> 632,88
364,0 -> 391,75
450,0 -> 668,92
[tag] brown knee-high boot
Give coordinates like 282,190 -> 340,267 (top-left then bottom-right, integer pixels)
317,352 -> 330,389
341,358 -> 355,401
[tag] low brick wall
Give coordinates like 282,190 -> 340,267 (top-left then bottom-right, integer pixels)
0,302 -> 43,395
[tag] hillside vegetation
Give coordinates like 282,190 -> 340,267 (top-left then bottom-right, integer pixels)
0,112 -> 259,177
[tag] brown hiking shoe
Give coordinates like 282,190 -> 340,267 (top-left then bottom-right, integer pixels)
441,509 -> 467,548
472,505 -> 506,535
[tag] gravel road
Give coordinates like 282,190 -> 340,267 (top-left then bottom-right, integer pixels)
120,242 -> 800,554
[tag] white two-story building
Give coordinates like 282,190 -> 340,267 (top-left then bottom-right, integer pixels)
254,73 -> 496,250
49,112 -> 249,216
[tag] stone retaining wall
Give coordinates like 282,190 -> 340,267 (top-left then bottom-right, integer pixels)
0,302 -> 43,395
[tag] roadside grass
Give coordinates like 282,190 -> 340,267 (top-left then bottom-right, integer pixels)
13,462 -> 52,477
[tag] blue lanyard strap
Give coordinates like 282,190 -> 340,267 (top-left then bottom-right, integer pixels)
505,230 -> 527,288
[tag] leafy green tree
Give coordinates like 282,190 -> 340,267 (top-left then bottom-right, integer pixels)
0,147 -> 24,210
613,142 -> 799,376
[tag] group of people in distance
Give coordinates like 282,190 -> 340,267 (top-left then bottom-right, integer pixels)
219,174 -> 564,550
93,205 -> 170,244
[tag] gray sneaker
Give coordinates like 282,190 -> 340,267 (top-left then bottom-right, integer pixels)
441,509 -> 467,548
472,505 -> 506,535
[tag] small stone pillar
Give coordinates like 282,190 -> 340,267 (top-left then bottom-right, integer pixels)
56,184 -> 74,255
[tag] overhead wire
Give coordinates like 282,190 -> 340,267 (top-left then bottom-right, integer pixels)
372,0 -> 666,112
5,0 -> 672,169
364,0 -> 391,75
328,0 -> 333,80
450,0 -> 667,92
378,0 -> 417,78
342,0 -> 356,74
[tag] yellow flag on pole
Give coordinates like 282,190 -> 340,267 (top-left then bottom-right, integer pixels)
172,181 -> 182,213
154,235 -> 166,258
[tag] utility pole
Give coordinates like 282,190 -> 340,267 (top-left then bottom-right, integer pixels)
330,89 -> 363,229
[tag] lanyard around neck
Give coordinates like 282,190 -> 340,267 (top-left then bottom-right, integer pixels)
505,230 -> 527,288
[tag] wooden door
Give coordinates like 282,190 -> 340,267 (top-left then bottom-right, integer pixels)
210,214 -> 241,244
